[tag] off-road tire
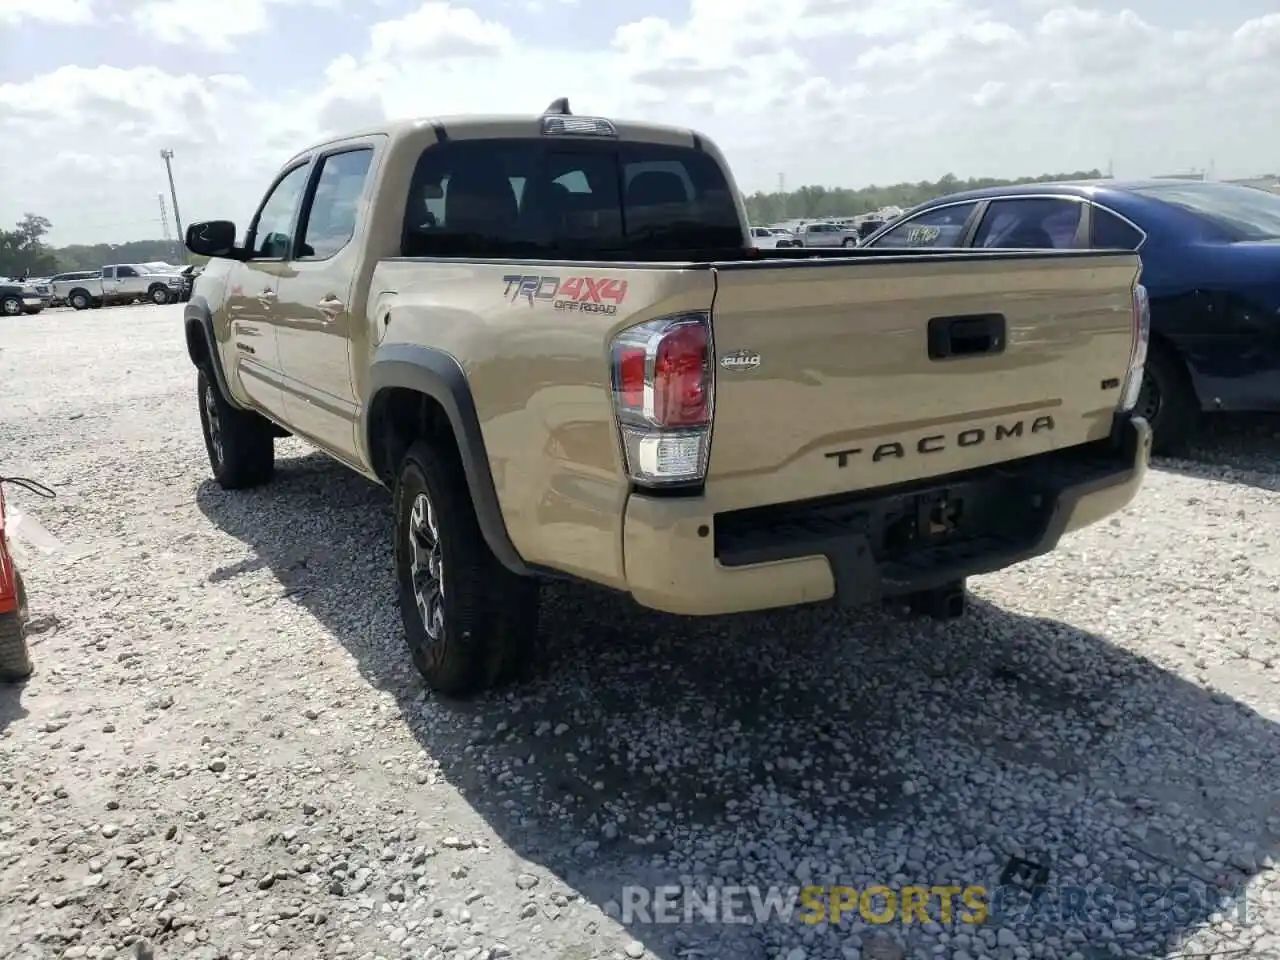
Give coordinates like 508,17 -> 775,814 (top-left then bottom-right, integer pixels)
196,367 -> 275,489
68,290 -> 90,310
149,284 -> 171,305
1137,342 -> 1198,456
393,439 -> 539,697
0,571 -> 32,683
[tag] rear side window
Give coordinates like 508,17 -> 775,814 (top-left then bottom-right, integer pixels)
297,148 -> 374,260
974,198 -> 1083,249
401,138 -> 742,258
869,202 -> 980,248
1090,208 -> 1144,250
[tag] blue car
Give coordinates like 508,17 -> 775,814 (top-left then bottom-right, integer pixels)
860,179 -> 1280,453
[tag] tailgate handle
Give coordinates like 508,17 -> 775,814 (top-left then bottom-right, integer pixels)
928,313 -> 1006,360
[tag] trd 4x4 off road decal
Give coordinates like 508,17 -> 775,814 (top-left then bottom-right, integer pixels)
502,275 -> 629,315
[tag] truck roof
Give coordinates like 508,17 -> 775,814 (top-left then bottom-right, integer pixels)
284,111 -> 708,168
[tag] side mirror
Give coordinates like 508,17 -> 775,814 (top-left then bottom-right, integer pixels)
185,220 -> 239,258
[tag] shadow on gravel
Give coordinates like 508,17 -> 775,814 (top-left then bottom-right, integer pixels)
1153,413 -> 1280,493
0,684 -> 28,736
197,453 -> 1280,960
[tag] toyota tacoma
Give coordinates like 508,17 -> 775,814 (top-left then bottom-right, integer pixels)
182,100 -> 1152,697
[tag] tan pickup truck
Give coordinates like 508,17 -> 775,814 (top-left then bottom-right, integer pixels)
183,99 -> 1152,697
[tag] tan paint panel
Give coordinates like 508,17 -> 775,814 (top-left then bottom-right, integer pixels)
705,253 -> 1141,511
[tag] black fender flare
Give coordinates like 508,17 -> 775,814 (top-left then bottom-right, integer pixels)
364,343 -> 530,576
183,297 -> 244,410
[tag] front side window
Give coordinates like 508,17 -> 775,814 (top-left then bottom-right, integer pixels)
297,149 -> 374,260
116,265 -> 139,278
401,137 -> 742,258
974,198 -> 1083,249
869,202 -> 980,248
250,163 -> 312,259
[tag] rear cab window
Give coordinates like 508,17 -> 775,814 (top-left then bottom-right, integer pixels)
401,138 -> 743,259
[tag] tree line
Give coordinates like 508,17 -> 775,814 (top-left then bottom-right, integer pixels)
0,214 -> 188,278
0,169 -> 1109,276
741,169 -> 1107,223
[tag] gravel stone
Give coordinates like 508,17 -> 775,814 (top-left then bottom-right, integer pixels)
1,307 -> 1279,960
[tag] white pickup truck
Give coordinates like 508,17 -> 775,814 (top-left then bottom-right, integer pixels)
54,263 -> 187,310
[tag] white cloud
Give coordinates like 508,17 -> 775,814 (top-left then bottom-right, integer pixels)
367,1 -> 513,58
1,1 -> 1279,245
129,0 -> 340,51
0,0 -> 93,25
131,0 -> 270,50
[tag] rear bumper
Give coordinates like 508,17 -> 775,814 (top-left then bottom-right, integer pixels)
621,415 -> 1151,615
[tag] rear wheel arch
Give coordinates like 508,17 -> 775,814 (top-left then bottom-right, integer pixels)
365,346 -> 530,577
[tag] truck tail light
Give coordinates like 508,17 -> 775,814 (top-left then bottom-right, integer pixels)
1118,281 -> 1150,414
609,312 -> 714,487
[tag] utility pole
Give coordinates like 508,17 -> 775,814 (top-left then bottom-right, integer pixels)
158,193 -> 171,242
159,149 -> 185,260
158,193 -> 182,264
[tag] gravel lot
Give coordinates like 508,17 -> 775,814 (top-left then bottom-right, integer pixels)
2,306 -> 1279,960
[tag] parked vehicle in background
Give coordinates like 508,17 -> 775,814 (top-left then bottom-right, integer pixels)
0,278 -> 46,316
178,264 -> 202,302
23,278 -> 53,307
55,263 -> 187,310
47,270 -> 97,307
181,99 -> 1150,698
855,219 -> 885,243
749,226 -> 800,248
794,221 -> 859,247
859,178 -> 1280,452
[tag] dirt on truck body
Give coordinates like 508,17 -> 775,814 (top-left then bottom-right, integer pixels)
183,98 -> 1152,697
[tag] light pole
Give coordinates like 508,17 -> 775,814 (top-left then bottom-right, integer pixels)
159,149 -> 185,260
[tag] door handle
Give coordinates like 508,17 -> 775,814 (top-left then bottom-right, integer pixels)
317,296 -> 345,318
927,313 -> 1007,360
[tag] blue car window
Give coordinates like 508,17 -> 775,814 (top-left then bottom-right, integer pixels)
975,199 -> 1082,249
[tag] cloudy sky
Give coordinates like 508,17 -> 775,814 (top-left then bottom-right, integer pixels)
1,0 -> 1277,245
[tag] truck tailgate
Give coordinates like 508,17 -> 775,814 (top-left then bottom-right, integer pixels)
705,250 -> 1141,510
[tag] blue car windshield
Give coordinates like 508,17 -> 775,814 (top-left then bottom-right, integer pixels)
1130,181 -> 1280,241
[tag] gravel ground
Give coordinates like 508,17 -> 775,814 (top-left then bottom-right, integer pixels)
2,306 -> 1279,960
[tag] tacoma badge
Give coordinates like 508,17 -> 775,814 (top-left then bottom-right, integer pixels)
720,349 -> 761,371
